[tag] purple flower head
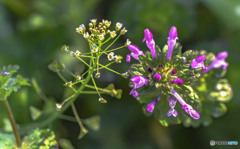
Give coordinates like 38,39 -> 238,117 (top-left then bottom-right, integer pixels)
126,44 -> 144,62
206,51 -> 229,72
171,78 -> 184,86
153,74 -> 161,81
130,75 -> 148,89
169,87 -> 200,120
166,26 -> 179,60
146,97 -> 160,113
171,69 -> 177,75
129,89 -> 139,98
142,29 -> 157,59
191,55 -> 207,71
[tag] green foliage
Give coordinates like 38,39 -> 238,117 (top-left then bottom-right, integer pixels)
0,65 -> 30,100
22,128 -> 58,149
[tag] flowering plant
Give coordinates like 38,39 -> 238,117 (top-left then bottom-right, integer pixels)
127,27 -> 233,127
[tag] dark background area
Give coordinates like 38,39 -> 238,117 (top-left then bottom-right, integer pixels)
0,0 -> 240,148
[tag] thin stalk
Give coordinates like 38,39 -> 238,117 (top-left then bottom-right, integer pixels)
91,75 -> 101,97
71,103 -> 86,131
3,99 -> 21,147
103,33 -> 121,52
105,45 -> 125,53
76,57 -> 90,67
98,63 -> 121,75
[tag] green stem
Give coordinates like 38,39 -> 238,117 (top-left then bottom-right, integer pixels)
104,33 -> 121,52
105,45 -> 125,53
98,63 -> 121,75
3,99 -> 22,147
71,103 -> 86,131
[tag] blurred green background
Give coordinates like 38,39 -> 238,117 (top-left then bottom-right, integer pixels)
0,0 -> 240,148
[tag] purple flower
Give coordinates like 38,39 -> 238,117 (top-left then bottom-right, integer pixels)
171,78 -> 184,86
129,76 -> 148,98
142,29 -> 157,59
130,75 -> 148,88
205,51 -> 229,72
129,89 -> 139,98
147,66 -> 152,73
169,87 -> 200,119
167,96 -> 178,117
126,44 -> 144,62
146,97 -> 160,113
166,26 -> 179,60
153,74 -> 161,81
191,55 -> 207,71
1,71 -> 10,76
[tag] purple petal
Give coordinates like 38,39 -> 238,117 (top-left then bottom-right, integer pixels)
169,26 -> 178,40
168,96 -> 177,108
142,29 -> 157,59
130,76 -> 148,88
129,89 -> 139,98
167,109 -> 178,117
191,55 -> 206,70
205,51 -> 229,72
171,69 -> 177,75
128,44 -> 140,54
126,54 -> 131,62
195,55 -> 206,63
147,66 -> 153,73
143,28 -> 153,41
217,51 -> 228,59
189,109 -> 200,120
146,97 -> 160,113
166,26 -> 179,60
171,78 -> 183,86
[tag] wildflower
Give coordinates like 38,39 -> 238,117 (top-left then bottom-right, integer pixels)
75,50 -> 81,56
76,24 -> 85,34
169,87 -> 200,119
126,45 -> 144,62
76,75 -> 82,80
142,29 -> 157,59
146,97 -> 160,113
125,39 -> 131,47
91,46 -> 98,53
56,103 -> 62,111
83,32 -> 90,39
167,96 -> 178,117
130,76 -> 148,96
63,45 -> 69,52
166,26 -> 179,60
108,52 -> 115,61
90,19 -> 97,25
70,51 -> 74,56
1,71 -> 10,76
171,78 -> 184,86
116,22 -> 123,30
120,28 -> 127,35
191,55 -> 207,71
115,55 -> 123,63
129,89 -> 139,98
110,31 -> 117,38
205,51 -> 229,72
153,74 -> 161,81
103,20 -> 111,28
147,66 -> 153,73
98,34 -> 105,41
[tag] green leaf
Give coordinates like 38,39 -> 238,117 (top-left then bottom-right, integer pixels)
59,139 -> 74,149
0,133 -> 16,149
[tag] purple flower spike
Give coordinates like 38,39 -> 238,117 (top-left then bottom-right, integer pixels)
129,89 -> 139,98
126,44 -> 144,62
205,51 -> 229,72
191,55 -> 207,71
171,78 -> 183,86
169,87 -> 200,120
153,74 -> 161,81
146,97 -> 160,113
130,75 -> 148,89
142,29 -> 157,59
166,26 -> 179,60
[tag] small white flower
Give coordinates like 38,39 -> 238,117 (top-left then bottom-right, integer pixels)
76,75 -> 82,80
91,46 -> 99,53
70,51 -> 74,56
76,24 -> 85,33
95,72 -> 101,78
98,34 -> 105,41
116,22 -> 123,30
125,39 -> 131,47
110,31 -> 116,38
120,27 -> 127,35
121,72 -> 129,78
103,20 -> 111,28
108,52 -> 115,61
75,50 -> 81,56
90,19 -> 97,25
83,32 -> 90,39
